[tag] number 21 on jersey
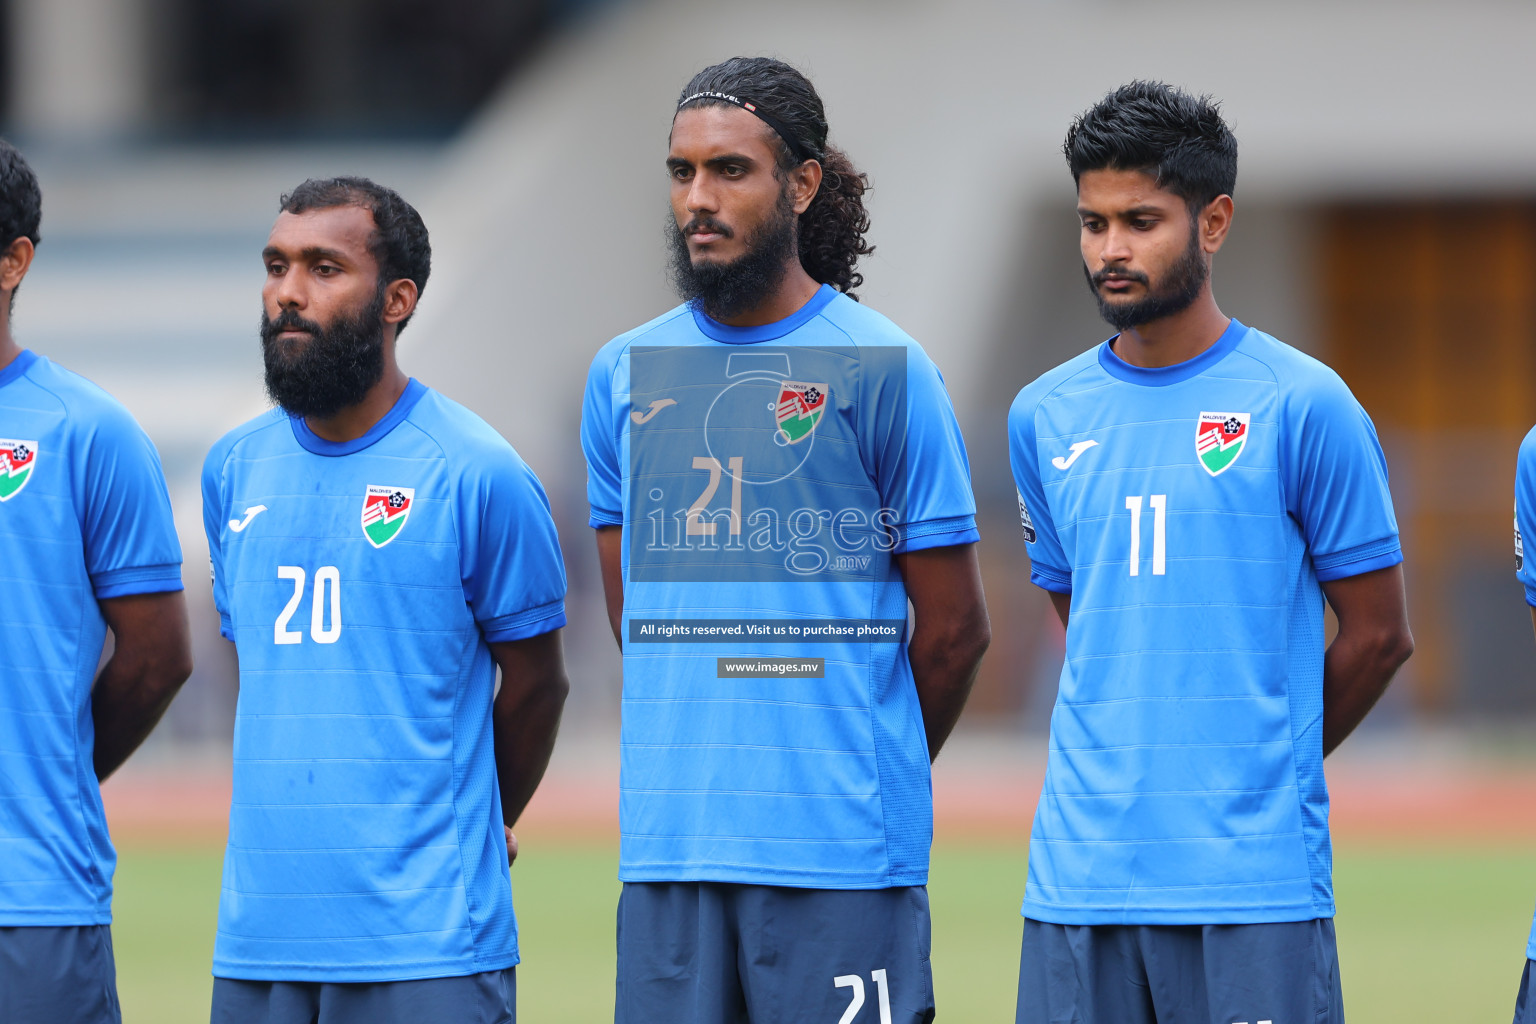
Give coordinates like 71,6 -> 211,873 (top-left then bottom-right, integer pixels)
1124,494 -> 1167,577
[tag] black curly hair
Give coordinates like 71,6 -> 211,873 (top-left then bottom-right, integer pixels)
0,138 -> 41,312
677,57 -> 873,299
279,177 -> 431,334
1064,80 -> 1237,216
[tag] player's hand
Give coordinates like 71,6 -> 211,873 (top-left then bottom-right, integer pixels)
505,826 -> 518,865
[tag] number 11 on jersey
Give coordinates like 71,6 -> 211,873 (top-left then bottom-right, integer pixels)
1125,494 -> 1167,577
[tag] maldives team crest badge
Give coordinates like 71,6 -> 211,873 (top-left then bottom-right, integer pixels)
1195,412 -> 1250,477
361,485 -> 414,548
775,381 -> 828,444
0,439 -> 38,501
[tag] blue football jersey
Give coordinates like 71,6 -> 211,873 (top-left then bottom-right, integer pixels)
0,350 -> 183,925
1009,319 -> 1401,925
201,379 -> 567,982
1514,425 -> 1536,958
581,285 -> 979,889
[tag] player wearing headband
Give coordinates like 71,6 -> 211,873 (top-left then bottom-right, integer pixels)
581,57 -> 991,1024
1008,82 -> 1414,1022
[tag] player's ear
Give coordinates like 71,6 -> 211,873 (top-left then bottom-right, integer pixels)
1198,195 -> 1234,255
790,159 -> 823,216
380,278 -> 419,326
0,236 -> 36,294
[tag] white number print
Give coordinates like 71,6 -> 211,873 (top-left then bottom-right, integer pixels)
274,566 -> 343,645
1124,494 -> 1167,577
834,969 -> 892,1024
274,566 -> 306,645
686,455 -> 744,536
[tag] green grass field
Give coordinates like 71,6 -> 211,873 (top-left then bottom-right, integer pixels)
111,840 -> 1535,1023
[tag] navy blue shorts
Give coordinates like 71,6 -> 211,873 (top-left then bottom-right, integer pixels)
1015,917 -> 1343,1024
1513,958 -> 1535,1023
616,881 -> 934,1024
0,924 -> 120,1024
210,967 -> 515,1024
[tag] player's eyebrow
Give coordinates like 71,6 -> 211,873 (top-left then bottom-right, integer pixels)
1077,203 -> 1168,217
262,245 -> 351,264
666,153 -> 759,172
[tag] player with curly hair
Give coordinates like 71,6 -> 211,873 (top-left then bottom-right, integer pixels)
582,56 -> 990,1024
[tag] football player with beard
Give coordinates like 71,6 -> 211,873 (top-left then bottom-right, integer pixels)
581,57 -> 990,1024
201,177 -> 568,1024
1008,81 -> 1414,1023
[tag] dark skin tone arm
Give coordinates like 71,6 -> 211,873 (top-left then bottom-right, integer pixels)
593,527 -> 990,762
92,591 -> 194,781
490,630 -> 570,863
894,543 -> 990,761
1045,564 -> 1412,756
1318,564 -> 1413,754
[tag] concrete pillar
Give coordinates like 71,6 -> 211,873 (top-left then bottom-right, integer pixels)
8,0 -> 153,139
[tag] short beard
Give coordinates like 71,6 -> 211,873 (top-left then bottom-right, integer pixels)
668,183 -> 799,321
1084,225 -> 1208,331
261,286 -> 387,420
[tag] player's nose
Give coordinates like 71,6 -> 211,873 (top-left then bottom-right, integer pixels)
685,174 -> 719,214
1099,224 -> 1134,263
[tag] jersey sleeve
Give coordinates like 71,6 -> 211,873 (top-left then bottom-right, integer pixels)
581,345 -> 624,529
1008,388 -> 1071,594
1281,371 -> 1402,582
201,440 -> 234,640
1515,427 -> 1536,606
461,450 -> 568,643
872,346 -> 979,553
81,403 -> 183,600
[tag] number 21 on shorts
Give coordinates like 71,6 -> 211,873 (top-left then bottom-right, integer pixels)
834,969 -> 891,1024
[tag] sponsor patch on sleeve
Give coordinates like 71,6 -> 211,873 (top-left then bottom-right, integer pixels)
1017,490 -> 1037,544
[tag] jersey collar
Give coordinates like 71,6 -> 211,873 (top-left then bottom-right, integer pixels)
690,284 -> 837,344
0,348 -> 38,390
289,377 -> 428,457
1097,318 -> 1248,387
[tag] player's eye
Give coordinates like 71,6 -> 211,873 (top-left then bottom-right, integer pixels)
670,166 -> 692,181
265,262 -> 286,276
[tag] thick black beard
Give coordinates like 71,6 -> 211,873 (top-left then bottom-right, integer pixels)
1084,227 -> 1208,331
667,187 -> 799,321
261,287 -> 387,420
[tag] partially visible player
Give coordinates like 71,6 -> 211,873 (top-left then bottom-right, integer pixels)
0,137 -> 192,1023
1009,82 -> 1414,1022
202,177 -> 568,1024
1511,432 -> 1536,1021
582,57 -> 990,1024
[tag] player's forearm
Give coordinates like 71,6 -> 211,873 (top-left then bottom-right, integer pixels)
909,616 -> 990,762
492,671 -> 569,826
92,651 -> 193,781
595,526 -> 624,649
1321,624 -> 1413,755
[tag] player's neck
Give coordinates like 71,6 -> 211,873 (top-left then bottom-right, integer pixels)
304,361 -> 410,444
1111,292 -> 1230,369
707,262 -> 822,328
